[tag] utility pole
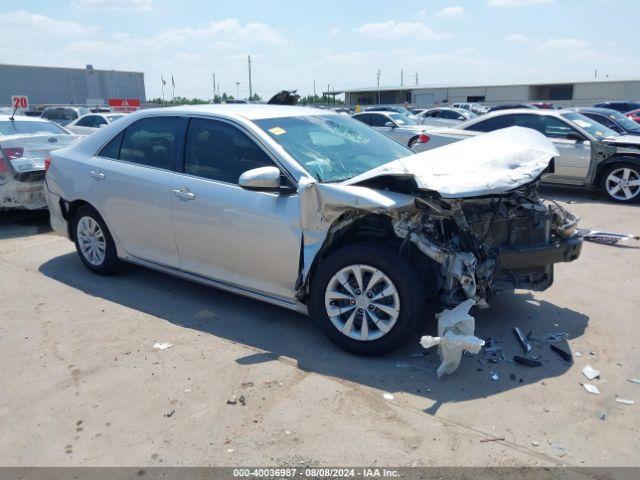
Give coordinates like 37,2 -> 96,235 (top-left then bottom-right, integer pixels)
313,80 -> 316,100
247,55 -> 253,100
376,69 -> 381,105
415,72 -> 419,85
401,69 -> 404,86
236,81 -> 240,99
212,73 -> 216,103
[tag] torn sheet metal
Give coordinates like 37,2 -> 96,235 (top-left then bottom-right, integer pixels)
578,229 -> 639,245
344,127 -> 558,198
419,299 -> 485,378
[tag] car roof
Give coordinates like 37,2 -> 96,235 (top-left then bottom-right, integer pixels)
574,107 -> 622,115
145,104 -> 335,120
0,114 -> 54,122
457,108 -> 571,127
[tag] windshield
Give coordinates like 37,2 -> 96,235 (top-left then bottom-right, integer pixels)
255,114 -> 411,183
0,120 -> 68,136
561,112 -> 619,140
608,111 -> 640,132
387,113 -> 418,126
42,108 -> 79,125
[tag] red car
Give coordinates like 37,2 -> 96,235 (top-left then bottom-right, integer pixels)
625,108 -> 640,124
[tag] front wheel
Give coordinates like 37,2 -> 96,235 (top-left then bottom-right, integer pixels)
309,244 -> 427,355
601,163 -> 640,203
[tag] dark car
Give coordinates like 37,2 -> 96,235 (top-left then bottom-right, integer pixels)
593,101 -> 640,114
573,107 -> 640,136
487,103 -> 537,113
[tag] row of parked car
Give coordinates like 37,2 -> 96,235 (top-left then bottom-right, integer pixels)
0,106 -> 127,210
350,101 -> 640,203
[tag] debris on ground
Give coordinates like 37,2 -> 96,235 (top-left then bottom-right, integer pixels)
513,327 -> 532,354
582,383 -> 600,395
480,436 -> 505,443
628,378 -> 640,385
550,344 -> 573,362
582,365 -> 600,380
227,395 -> 246,406
490,372 -> 499,381
616,398 -> 634,405
165,409 -> 175,418
513,356 -> 542,367
527,332 -> 569,343
153,342 -> 173,350
531,440 -> 540,446
383,392 -> 394,401
575,351 -> 582,357
598,411 -> 606,421
578,229 -> 640,245
419,299 -> 485,378
552,444 -> 568,457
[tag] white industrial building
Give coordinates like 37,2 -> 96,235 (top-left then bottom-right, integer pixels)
334,79 -> 640,108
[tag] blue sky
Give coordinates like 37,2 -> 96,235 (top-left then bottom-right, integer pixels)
2,0 -> 639,99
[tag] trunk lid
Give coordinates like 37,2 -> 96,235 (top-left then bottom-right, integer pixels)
0,133 -> 81,174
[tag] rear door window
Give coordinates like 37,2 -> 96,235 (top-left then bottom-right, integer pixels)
76,115 -> 98,127
467,114 -> 515,132
368,114 -> 389,127
118,117 -> 180,170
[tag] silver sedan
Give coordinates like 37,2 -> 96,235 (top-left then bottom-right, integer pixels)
351,111 -> 431,151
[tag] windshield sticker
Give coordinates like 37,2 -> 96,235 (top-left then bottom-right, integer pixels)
269,127 -> 286,135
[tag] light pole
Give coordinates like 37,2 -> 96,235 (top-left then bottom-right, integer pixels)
236,81 -> 240,100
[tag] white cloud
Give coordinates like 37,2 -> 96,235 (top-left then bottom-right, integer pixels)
419,10 -> 427,17
0,9 -> 96,36
507,33 -> 527,42
70,0 -> 155,12
541,37 -> 589,49
355,21 -> 449,40
435,6 -> 464,18
487,0 -> 554,6
329,27 -> 340,36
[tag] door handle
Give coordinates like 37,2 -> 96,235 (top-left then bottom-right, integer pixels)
172,188 -> 196,200
89,170 -> 105,180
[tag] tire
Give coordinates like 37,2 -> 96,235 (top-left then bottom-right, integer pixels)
600,162 -> 640,203
309,244 -> 427,355
72,205 -> 123,275
408,136 -> 418,148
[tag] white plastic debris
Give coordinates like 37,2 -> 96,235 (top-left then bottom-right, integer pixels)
490,372 -> 499,381
575,351 -> 582,357
616,398 -> 634,405
582,383 -> 600,395
628,378 -> 640,385
383,392 -> 394,401
582,365 -> 600,380
153,342 -> 173,350
419,298 -> 485,378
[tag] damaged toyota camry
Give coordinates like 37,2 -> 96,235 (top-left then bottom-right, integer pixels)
45,105 -> 583,355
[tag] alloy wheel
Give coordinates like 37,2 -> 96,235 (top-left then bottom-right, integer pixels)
605,167 -> 640,201
76,216 -> 106,266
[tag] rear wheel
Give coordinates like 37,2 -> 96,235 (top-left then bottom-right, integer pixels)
72,205 -> 122,274
601,163 -> 640,203
309,244 -> 427,355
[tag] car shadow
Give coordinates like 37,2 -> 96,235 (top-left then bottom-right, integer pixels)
39,253 -> 589,414
0,210 -> 51,240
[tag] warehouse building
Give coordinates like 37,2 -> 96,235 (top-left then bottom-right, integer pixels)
0,63 -> 146,108
335,78 -> 640,108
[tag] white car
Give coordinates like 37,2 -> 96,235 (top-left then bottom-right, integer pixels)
45,105 -> 582,355
66,113 -> 127,136
0,115 -> 80,209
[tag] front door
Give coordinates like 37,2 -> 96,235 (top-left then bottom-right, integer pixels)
171,117 -> 302,301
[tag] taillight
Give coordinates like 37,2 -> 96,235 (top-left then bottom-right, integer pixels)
44,156 -> 52,171
416,133 -> 430,144
3,147 -> 24,160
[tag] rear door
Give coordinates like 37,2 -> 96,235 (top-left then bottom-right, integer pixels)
170,117 -> 301,300
87,115 -> 182,267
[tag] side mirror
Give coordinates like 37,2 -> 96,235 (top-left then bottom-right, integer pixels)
239,166 -> 281,191
384,121 -> 396,128
566,132 -> 585,142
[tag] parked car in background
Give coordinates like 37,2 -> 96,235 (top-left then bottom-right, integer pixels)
573,107 -> 640,136
625,108 -> 640,124
487,103 -> 537,112
1,115 -> 80,210
66,113 -> 127,136
530,102 -> 557,109
331,107 -> 352,116
409,108 -> 426,115
451,103 -> 488,115
363,105 -> 416,118
414,109 -> 640,203
418,107 -> 477,127
41,106 -> 91,126
44,104 -> 582,355
593,101 -> 640,114
352,111 -> 431,149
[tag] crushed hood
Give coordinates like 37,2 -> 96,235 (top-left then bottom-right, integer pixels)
344,126 -> 558,198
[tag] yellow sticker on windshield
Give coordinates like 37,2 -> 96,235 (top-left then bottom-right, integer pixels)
269,127 -> 286,135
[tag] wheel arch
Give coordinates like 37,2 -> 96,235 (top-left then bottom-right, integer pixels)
594,155 -> 640,186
